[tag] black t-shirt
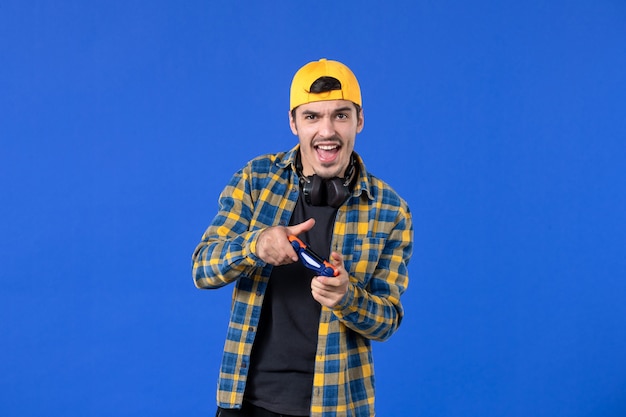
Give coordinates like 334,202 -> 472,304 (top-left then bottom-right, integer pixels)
244,194 -> 337,415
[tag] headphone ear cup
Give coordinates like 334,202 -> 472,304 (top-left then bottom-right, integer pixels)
325,178 -> 350,208
305,175 -> 326,206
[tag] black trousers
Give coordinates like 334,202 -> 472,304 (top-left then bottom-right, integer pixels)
216,401 -> 306,417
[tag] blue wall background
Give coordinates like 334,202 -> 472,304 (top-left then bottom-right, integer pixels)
2,1 -> 625,416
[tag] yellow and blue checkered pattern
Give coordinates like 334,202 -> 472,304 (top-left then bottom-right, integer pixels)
192,145 -> 413,417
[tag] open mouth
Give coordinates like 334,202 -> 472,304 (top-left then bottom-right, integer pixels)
315,143 -> 341,163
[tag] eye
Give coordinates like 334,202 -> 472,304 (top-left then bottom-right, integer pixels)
304,113 -> 316,120
336,113 -> 348,119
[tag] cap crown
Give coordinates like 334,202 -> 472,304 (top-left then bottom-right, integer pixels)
290,58 -> 361,111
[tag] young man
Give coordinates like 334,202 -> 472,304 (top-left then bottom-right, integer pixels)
192,58 -> 413,417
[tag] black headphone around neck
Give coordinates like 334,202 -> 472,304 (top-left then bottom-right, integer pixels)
296,153 -> 357,208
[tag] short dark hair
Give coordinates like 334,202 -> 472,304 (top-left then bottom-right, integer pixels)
310,76 -> 342,93
291,76 -> 362,119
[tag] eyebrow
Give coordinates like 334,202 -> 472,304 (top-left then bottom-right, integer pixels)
300,106 -> 354,117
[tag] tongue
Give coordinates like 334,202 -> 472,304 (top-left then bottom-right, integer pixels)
317,147 -> 338,162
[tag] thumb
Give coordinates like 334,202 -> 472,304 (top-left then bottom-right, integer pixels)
329,251 -> 344,266
286,218 -> 315,237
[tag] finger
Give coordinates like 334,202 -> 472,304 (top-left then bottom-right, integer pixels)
286,218 -> 315,237
311,281 -> 330,297
329,251 -> 343,266
311,284 -> 341,308
257,227 -> 299,264
311,276 -> 328,289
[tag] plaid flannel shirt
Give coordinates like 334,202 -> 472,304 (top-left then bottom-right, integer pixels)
192,145 -> 413,417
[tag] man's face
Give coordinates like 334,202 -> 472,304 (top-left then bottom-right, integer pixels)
289,99 -> 364,179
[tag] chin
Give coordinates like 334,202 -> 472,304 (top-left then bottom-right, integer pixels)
316,167 -> 343,179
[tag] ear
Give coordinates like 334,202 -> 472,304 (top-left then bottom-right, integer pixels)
356,109 -> 364,133
289,109 -> 298,135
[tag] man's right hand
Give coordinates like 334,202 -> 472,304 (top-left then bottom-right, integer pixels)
255,218 -> 315,266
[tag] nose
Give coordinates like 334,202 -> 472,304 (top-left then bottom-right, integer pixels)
318,116 -> 336,139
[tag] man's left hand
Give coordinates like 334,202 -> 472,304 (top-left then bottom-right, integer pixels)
311,252 -> 349,308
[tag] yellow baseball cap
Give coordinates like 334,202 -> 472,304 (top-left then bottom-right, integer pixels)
289,58 -> 362,111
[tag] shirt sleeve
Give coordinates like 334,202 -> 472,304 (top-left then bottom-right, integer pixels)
191,166 -> 267,289
332,201 -> 413,341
